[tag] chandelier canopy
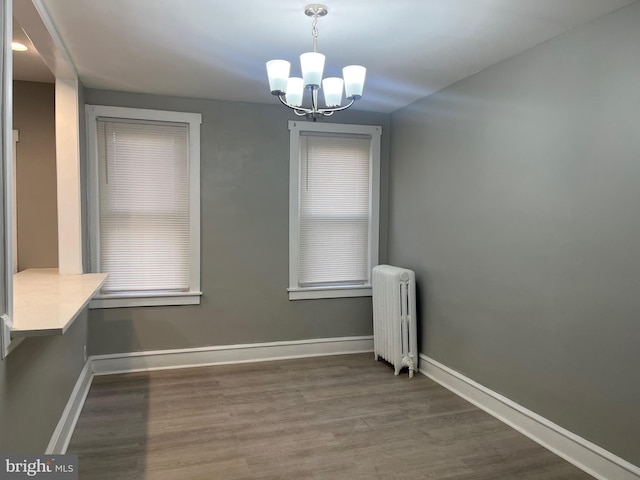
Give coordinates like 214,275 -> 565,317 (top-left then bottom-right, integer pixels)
266,4 -> 366,121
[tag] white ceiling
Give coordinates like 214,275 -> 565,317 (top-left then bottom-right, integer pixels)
13,17 -> 55,83
32,0 -> 638,113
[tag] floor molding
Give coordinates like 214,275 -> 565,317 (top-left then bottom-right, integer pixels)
49,336 -> 372,453
91,335 -> 374,376
419,354 -> 640,480
45,359 -> 94,455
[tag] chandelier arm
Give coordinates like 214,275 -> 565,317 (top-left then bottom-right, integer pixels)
318,97 -> 356,115
277,93 -> 313,116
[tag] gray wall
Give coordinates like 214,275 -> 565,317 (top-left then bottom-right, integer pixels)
0,311 -> 88,452
84,89 -> 390,355
13,81 -> 58,270
389,2 -> 640,465
0,82 -> 91,454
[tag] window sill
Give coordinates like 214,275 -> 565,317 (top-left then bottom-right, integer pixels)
288,285 -> 372,300
89,291 -> 202,309
11,268 -> 108,337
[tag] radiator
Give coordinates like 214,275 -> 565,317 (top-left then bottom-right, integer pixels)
372,265 -> 418,378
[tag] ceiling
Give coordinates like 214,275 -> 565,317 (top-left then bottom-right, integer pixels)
13,17 -> 54,83
20,0 -> 639,113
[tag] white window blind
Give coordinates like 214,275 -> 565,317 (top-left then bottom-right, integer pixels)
298,133 -> 371,286
96,118 -> 190,294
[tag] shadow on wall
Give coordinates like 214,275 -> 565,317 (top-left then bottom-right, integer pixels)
0,312 -> 87,453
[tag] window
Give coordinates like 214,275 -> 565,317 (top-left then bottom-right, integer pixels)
86,105 -> 201,308
288,121 -> 381,300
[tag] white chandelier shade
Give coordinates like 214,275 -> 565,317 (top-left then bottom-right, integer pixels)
286,77 -> 304,107
266,4 -> 366,121
322,77 -> 343,107
266,59 -> 291,93
300,52 -> 325,87
343,65 -> 366,99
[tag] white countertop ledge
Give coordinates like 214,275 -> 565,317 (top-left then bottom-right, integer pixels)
12,268 -> 108,337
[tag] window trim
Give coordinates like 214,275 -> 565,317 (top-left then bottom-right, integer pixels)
288,120 -> 381,301
86,105 -> 202,308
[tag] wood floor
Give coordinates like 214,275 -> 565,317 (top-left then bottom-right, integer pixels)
68,353 -> 594,479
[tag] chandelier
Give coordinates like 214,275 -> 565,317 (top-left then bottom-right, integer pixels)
266,4 -> 366,121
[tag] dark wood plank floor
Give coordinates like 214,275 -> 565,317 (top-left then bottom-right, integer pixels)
68,353 -> 594,479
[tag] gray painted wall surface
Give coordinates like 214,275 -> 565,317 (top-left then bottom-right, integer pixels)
388,2 -> 640,466
84,89 -> 390,355
13,81 -> 58,270
0,84 -> 89,455
0,311 -> 88,453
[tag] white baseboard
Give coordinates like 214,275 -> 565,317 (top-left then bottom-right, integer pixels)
45,359 -> 94,454
419,354 -> 640,480
48,336 -> 372,452
91,335 -> 374,375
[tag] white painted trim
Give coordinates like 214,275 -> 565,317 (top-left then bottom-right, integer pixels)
16,0 -> 83,277
85,105 -> 202,303
1,314 -> 23,358
288,122 -> 299,293
30,0 -> 77,78
46,359 -> 94,454
90,291 -> 202,309
46,337 -> 372,454
288,285 -> 372,300
91,336 -> 374,375
12,130 -> 18,274
86,105 -> 202,125
287,121 -> 382,299
56,78 -> 83,274
419,354 -> 640,480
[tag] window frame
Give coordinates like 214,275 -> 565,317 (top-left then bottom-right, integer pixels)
86,105 -> 202,308
288,120 -> 381,301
